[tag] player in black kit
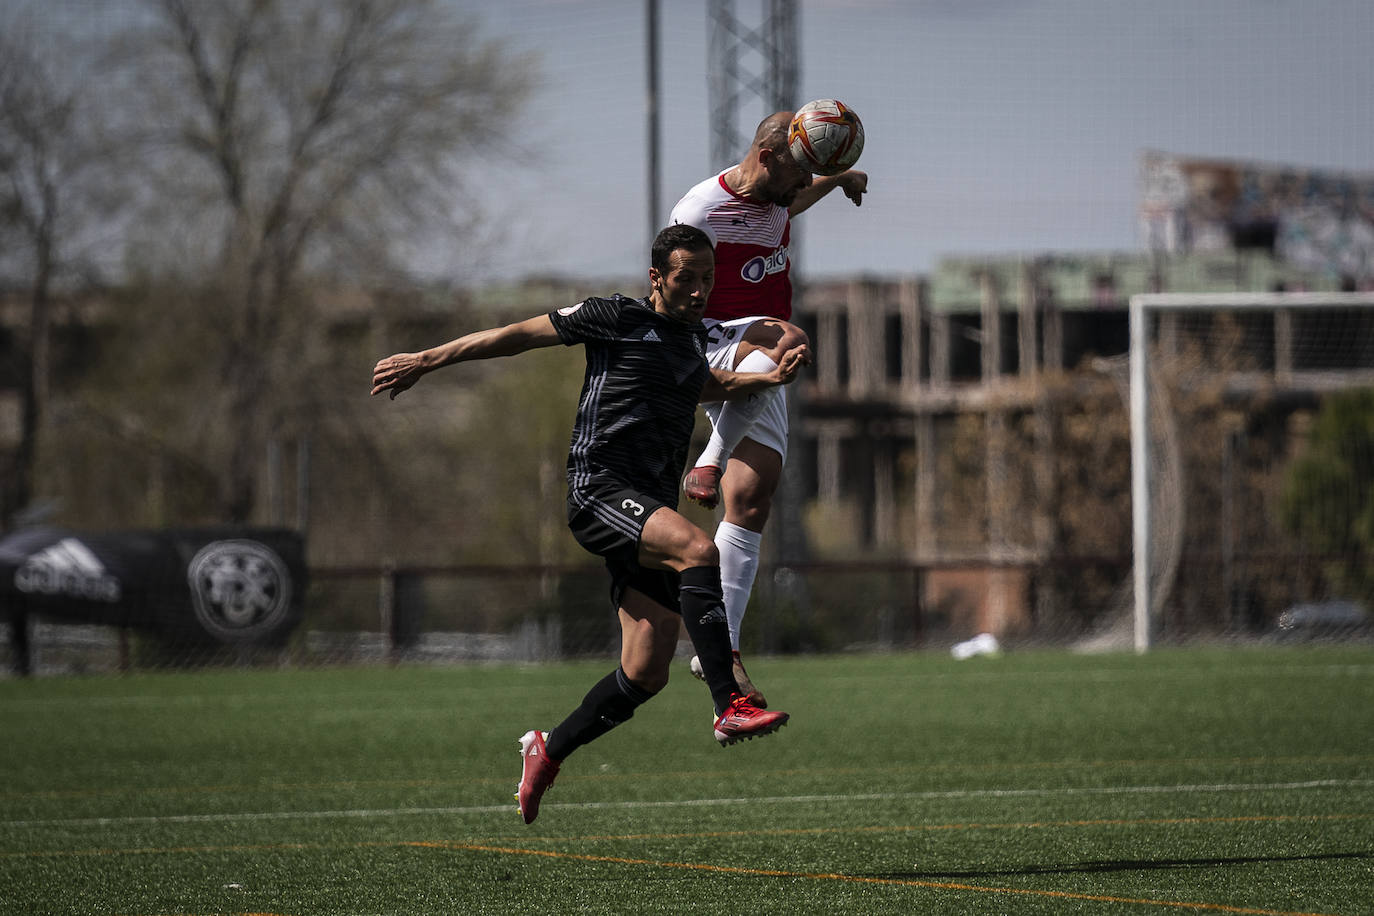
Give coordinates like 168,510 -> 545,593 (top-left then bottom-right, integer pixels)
371,225 -> 810,824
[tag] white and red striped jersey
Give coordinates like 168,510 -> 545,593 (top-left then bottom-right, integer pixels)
670,171 -> 793,322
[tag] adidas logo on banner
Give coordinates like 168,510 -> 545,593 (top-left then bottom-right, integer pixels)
14,538 -> 122,603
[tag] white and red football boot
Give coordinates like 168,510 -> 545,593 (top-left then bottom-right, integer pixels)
683,465 -> 723,509
691,651 -> 768,708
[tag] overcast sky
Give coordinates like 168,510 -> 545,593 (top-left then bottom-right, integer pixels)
14,0 -> 1374,284
463,0 -> 1374,283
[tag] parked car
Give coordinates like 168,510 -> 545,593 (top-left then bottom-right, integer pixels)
1274,599 -> 1371,640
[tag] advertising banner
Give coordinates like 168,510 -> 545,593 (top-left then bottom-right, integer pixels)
0,527 -> 305,646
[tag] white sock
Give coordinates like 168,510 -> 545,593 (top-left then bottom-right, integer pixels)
716,521 -> 762,651
695,349 -> 779,470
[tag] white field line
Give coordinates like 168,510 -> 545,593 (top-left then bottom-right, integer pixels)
5,779 -> 1371,829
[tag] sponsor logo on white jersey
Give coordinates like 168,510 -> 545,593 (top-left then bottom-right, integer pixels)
15,538 -> 122,603
740,245 -> 788,284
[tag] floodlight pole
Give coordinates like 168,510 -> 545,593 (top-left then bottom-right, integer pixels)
707,0 -> 799,171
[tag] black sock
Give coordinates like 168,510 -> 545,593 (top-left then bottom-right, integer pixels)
678,565 -> 736,715
545,667 -> 656,761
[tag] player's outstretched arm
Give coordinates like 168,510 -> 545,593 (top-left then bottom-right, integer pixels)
789,169 -> 868,217
699,343 -> 811,403
371,314 -> 561,399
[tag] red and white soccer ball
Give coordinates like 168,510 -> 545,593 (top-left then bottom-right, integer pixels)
787,99 -> 864,176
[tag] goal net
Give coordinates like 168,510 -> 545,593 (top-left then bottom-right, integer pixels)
1128,292 -> 1374,649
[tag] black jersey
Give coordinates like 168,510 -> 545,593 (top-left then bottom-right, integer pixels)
549,294 -> 709,508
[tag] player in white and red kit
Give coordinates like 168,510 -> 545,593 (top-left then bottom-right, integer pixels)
671,111 -> 867,705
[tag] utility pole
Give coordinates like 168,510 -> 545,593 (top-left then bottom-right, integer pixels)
646,0 -> 661,237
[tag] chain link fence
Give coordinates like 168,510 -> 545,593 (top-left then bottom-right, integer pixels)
5,554 -> 1369,677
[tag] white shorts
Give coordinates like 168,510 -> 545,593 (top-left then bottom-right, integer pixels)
702,317 -> 790,462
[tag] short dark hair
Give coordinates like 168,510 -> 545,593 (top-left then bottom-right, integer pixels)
651,224 -> 713,273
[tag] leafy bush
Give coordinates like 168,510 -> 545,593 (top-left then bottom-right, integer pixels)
1280,388 -> 1374,605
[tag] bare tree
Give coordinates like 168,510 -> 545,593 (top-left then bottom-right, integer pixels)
113,0 -> 533,521
0,18 -> 120,527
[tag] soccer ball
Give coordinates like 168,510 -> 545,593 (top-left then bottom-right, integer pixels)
787,99 -> 864,176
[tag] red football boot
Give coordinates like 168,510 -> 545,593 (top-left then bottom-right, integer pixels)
713,694 -> 789,747
515,730 -> 560,825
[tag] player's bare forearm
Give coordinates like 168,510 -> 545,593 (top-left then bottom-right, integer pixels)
700,343 -> 811,402
789,170 -> 868,217
371,314 -> 560,399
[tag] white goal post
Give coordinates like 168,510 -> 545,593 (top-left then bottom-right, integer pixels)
1128,291 -> 1374,651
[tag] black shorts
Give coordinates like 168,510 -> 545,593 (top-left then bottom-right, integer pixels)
567,481 -> 681,614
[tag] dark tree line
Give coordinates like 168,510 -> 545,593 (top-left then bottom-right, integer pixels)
0,0 -> 533,529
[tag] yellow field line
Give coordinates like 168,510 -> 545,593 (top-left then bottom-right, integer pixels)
506,811 -> 1374,843
410,839 -> 1353,916
9,817 -> 1365,916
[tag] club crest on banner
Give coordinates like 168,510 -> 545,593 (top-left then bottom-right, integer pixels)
187,540 -> 293,641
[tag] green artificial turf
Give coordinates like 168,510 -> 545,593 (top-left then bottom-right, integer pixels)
1,646 -> 1371,915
